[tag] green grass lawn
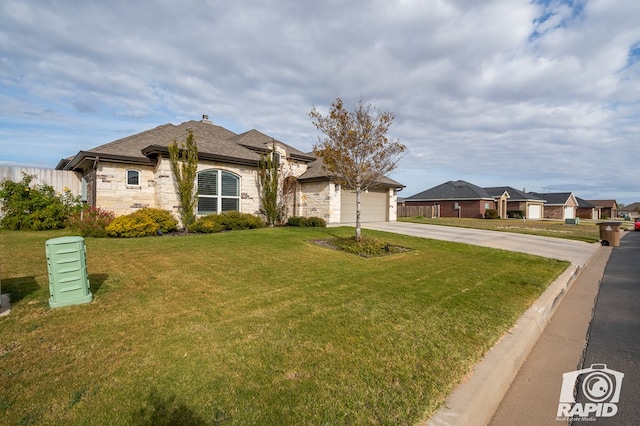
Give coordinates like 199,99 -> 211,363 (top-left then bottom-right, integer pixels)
0,227 -> 568,425
399,216 -> 617,242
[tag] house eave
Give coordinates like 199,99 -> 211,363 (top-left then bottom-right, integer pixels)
141,145 -> 260,167
58,151 -> 156,171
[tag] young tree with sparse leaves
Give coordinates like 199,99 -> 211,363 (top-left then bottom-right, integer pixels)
257,142 -> 286,227
168,130 -> 199,229
309,98 -> 406,240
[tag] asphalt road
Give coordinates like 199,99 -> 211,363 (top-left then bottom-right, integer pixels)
574,231 -> 640,425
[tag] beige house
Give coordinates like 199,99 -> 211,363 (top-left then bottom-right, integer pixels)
56,117 -> 403,225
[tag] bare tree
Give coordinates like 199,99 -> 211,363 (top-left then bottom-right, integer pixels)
309,98 -> 406,240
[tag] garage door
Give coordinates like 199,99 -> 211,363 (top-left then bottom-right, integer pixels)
340,189 -> 388,223
564,206 -> 575,219
527,204 -> 542,219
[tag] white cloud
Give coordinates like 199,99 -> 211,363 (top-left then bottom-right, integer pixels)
0,0 -> 639,203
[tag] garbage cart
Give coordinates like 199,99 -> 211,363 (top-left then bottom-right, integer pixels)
597,222 -> 622,247
46,236 -> 93,308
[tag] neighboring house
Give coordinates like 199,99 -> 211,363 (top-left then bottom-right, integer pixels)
586,200 -> 618,219
576,198 -> 599,220
404,181 -> 548,219
484,186 -> 546,219
55,117 -> 404,224
619,202 -> 640,219
403,180 -> 508,219
529,192 -> 578,219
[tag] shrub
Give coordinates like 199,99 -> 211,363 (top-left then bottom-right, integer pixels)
137,208 -> 178,233
67,206 -> 115,238
188,211 -> 264,233
305,216 -> 327,227
0,173 -> 81,230
214,211 -> 264,230
507,210 -> 525,219
287,216 -> 327,227
485,209 -> 499,219
107,212 -> 159,238
188,215 -> 226,234
287,216 -> 306,226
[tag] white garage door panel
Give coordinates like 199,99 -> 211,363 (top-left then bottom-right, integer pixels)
341,190 -> 388,223
527,204 -> 542,219
564,206 -> 575,219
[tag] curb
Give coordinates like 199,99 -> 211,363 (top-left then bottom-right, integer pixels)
425,257 -> 590,426
0,293 -> 11,317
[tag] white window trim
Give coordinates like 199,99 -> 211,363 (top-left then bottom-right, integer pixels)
197,169 -> 241,215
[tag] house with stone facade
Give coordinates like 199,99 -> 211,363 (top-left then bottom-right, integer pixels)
55,117 -> 403,225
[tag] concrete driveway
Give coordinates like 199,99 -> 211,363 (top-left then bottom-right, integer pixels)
362,221 -> 599,267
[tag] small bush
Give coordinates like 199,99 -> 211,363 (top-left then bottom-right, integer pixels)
188,215 -> 226,234
107,212 -> 159,238
287,216 -> 327,227
188,211 -> 264,233
216,211 -> 264,230
67,206 -> 115,238
287,216 -> 306,226
305,217 -> 327,227
507,210 -> 525,219
485,209 -> 499,219
137,208 -> 178,233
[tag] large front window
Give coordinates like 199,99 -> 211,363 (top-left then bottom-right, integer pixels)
197,169 -> 240,215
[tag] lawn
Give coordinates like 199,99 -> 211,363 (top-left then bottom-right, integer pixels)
399,217 -> 617,242
0,227 -> 568,425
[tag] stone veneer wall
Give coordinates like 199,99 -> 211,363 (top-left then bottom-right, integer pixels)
94,162 -> 157,216
297,181 -> 341,223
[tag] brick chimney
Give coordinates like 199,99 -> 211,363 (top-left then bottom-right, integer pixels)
201,114 -> 212,124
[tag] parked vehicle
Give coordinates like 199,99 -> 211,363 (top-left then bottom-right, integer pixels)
635,218 -> 640,231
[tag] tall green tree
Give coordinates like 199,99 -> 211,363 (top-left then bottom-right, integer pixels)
257,143 -> 285,226
168,130 -> 199,229
310,98 -> 406,240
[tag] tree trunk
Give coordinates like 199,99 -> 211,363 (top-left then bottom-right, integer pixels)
355,187 -> 362,241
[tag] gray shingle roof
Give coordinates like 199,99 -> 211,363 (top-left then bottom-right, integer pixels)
298,157 -> 404,188
576,197 -> 595,208
407,180 -> 494,200
58,120 -> 313,170
484,186 -> 545,201
227,129 -> 315,162
529,192 -> 574,205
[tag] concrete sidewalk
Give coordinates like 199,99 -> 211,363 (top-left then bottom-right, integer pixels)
489,245 -> 612,425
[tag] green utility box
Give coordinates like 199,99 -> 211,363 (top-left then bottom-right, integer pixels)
46,236 -> 93,308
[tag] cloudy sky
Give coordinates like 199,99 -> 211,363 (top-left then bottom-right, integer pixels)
1,0 -> 639,203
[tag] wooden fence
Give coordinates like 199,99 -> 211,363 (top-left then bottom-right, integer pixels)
0,166 -> 82,195
397,204 -> 440,218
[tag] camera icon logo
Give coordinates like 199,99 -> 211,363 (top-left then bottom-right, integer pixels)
557,364 -> 624,419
